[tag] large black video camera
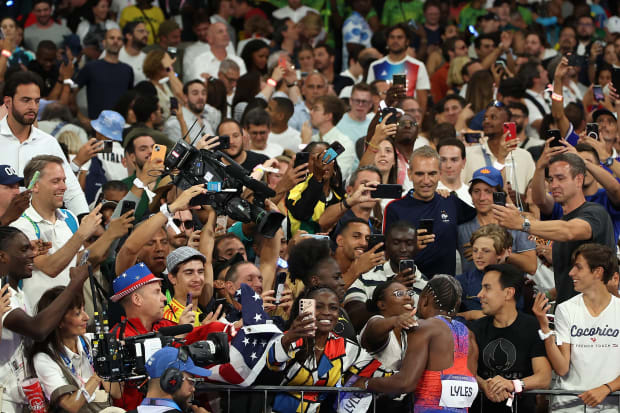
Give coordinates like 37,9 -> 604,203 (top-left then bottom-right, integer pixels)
92,324 -> 229,381
163,139 -> 285,238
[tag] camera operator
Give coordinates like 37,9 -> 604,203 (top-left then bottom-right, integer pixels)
344,221 -> 427,332
0,226 -> 90,413
140,347 -> 210,413
28,286 -> 121,412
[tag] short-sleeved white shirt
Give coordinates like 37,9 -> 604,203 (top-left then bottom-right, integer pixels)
11,206 -> 79,305
552,294 -> 620,412
0,285 -> 33,411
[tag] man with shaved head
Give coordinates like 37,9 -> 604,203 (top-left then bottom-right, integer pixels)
76,28 -> 134,119
187,22 -> 246,81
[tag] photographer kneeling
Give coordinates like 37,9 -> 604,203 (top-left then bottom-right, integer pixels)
28,286 -> 121,413
140,347 -> 210,413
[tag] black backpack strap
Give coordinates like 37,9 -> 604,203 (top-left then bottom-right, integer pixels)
524,92 -> 548,116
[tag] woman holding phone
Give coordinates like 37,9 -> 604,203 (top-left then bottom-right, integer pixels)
286,142 -> 345,237
266,286 -> 391,413
28,286 -> 121,412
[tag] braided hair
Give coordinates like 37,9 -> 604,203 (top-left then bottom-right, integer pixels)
0,226 -> 24,251
422,274 -> 462,316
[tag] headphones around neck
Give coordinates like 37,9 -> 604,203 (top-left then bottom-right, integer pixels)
160,347 -> 190,394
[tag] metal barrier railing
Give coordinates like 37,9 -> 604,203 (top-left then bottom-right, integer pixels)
195,384 -> 620,413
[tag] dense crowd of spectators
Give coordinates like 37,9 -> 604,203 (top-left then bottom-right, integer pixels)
0,0 -> 619,412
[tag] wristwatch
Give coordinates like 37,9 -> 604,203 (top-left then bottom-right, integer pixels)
522,217 -> 531,233
605,156 -> 615,167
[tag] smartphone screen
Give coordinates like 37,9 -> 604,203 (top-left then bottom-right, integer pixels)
170,97 -> 179,111
274,272 -> 287,305
464,133 -> 481,144
186,293 -> 193,306
393,74 -> 406,87
593,85 -> 605,101
503,122 -> 517,141
99,140 -> 113,154
322,141 -> 345,164
167,46 -> 177,59
612,68 -> 620,93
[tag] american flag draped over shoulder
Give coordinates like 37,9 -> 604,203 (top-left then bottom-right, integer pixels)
207,283 -> 283,386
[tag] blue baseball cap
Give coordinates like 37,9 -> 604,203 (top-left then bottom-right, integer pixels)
470,166 -> 503,188
145,347 -> 212,378
110,263 -> 162,302
0,165 -> 24,186
91,110 -> 125,142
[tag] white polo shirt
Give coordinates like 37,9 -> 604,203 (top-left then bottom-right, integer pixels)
0,117 -> 88,215
0,285 -> 33,412
34,336 -> 95,401
11,206 -> 79,305
186,48 -> 246,82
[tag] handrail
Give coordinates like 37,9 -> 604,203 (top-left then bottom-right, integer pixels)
195,383 -> 620,396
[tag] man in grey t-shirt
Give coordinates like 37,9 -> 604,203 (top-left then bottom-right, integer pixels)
24,0 -> 71,51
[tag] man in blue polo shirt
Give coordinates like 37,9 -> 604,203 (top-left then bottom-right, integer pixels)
383,146 -> 476,277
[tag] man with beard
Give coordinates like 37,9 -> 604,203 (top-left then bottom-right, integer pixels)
493,151 -> 615,304
462,104 -> 536,198
119,0 -> 165,45
334,218 -> 385,288
524,32 -> 558,64
76,28 -> 134,119
367,23 -> 430,115
558,26 -> 577,56
507,102 -> 544,150
218,118 -> 269,172
313,43 -> 337,85
118,21 -> 149,84
384,146 -> 477,277
140,347 -> 211,413
533,143 -> 620,243
167,209 -> 197,250
345,220 -> 427,331
24,0 -> 71,50
0,71 -> 89,214
164,80 -> 220,141
392,111 -> 420,186
0,227 -> 90,413
121,133 -> 158,220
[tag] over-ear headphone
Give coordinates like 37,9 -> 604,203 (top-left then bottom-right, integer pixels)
160,347 -> 190,394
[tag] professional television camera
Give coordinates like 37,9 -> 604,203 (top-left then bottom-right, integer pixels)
92,323 -> 230,381
163,138 -> 285,238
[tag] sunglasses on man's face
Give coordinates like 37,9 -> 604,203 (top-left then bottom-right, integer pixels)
173,219 -> 195,229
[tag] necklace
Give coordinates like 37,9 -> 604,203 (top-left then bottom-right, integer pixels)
315,344 -> 325,351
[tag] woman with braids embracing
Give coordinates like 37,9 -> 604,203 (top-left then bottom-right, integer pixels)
265,285 -> 392,413
361,275 -> 480,412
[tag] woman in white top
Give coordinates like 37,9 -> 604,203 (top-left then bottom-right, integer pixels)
360,280 -> 417,409
28,286 -> 120,413
143,49 -> 184,120
76,0 -> 119,47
